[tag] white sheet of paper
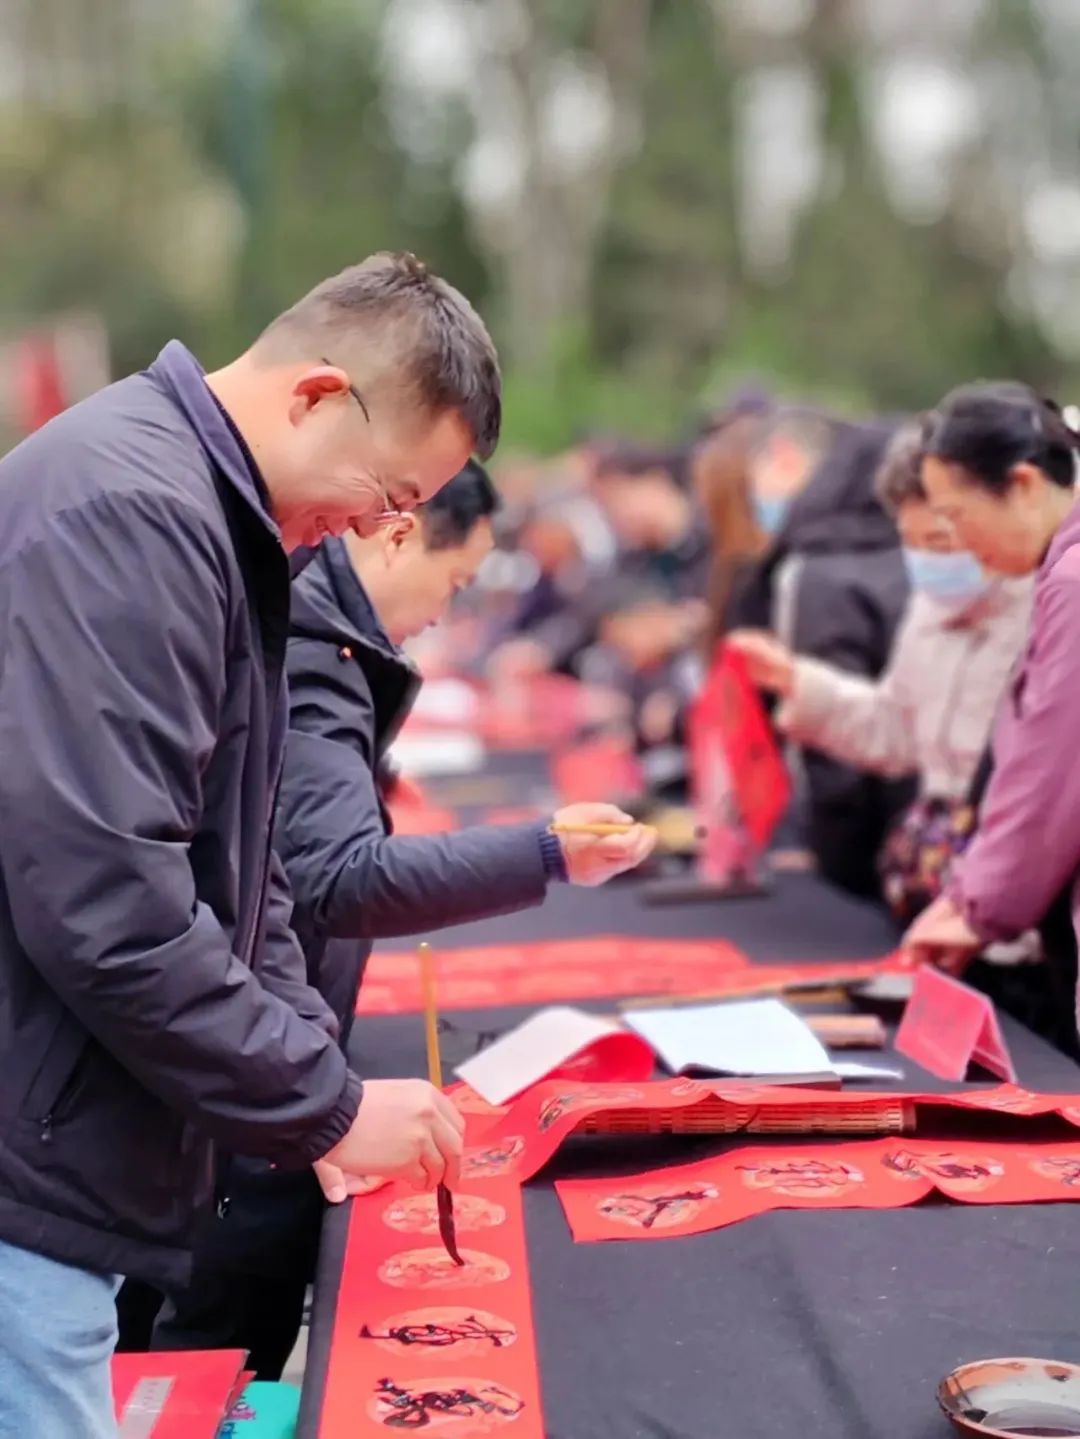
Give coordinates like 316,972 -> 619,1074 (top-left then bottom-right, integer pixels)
455,1006 -> 624,1106
624,998 -> 833,1077
409,678 -> 479,724
388,731 -> 485,777
833,1061 -> 905,1081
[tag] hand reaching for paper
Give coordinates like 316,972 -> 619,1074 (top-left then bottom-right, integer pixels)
319,1078 -> 465,1194
553,802 -> 658,887
902,893 -> 981,974
725,630 -> 796,697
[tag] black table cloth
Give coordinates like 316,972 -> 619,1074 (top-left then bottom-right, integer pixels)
299,871 -> 1080,1439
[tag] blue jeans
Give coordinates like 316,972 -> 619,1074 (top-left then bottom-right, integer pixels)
0,1239 -> 120,1438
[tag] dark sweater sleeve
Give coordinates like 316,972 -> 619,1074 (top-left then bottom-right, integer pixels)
278,642 -> 549,940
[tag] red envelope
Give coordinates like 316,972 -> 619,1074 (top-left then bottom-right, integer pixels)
895,965 -> 1016,1082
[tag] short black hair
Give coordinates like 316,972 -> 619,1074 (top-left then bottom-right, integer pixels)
594,442 -> 693,491
874,418 -> 928,513
925,380 -> 1079,493
259,252 -> 501,459
418,460 -> 500,551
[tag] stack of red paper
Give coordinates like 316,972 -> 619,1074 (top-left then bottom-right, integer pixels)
112,1350 -> 249,1438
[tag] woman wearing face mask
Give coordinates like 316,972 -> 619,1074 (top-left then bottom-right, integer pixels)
903,383 -> 1080,983
716,413 -> 914,897
728,419 -> 1034,922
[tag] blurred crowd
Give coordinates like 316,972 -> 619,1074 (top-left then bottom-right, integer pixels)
422,380 -> 1080,1058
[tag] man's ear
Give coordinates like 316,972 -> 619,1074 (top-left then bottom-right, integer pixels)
291,364 -> 350,414
383,512 -> 418,560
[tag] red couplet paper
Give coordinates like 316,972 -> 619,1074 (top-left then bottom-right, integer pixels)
111,1350 -> 248,1438
448,1078 -> 1080,1186
550,735 -> 644,805
557,1136 -> 1080,1242
357,935 -> 750,1015
895,965 -> 1017,1082
690,648 -> 790,865
317,1176 -> 543,1439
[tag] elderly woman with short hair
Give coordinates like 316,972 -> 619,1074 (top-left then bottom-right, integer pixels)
728,419 -> 1034,921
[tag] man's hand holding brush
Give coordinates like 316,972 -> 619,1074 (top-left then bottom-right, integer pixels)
549,802 -> 657,887
316,1078 -> 465,1202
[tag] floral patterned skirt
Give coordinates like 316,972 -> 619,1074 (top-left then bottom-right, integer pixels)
879,796 -> 977,926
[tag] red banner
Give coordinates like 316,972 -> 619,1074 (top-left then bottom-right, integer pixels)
446,1078 -> 1080,1186
318,1174 -> 544,1439
357,936 -> 751,1014
557,1135 -> 1080,1241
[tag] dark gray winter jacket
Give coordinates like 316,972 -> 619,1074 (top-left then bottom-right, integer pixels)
0,342 -> 360,1287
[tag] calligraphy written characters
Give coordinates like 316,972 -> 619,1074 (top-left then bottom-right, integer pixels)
377,1249 -> 511,1291
361,1308 -> 518,1360
598,1186 -> 720,1231
369,1376 -> 524,1431
735,1159 -> 865,1198
882,1149 -> 1004,1194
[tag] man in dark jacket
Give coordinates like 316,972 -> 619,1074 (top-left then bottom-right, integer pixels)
0,252 -> 495,1436
151,460 -> 655,1375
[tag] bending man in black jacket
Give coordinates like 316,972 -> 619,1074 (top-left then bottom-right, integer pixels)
0,253 -> 494,1438
151,461 -> 656,1374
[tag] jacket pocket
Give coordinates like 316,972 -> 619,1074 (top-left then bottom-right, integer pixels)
19,1020 -> 88,1123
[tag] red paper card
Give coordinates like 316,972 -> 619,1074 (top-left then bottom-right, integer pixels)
895,965 -> 1016,1082
557,1136 -> 1080,1242
112,1350 -> 247,1438
357,935 -> 750,1015
318,1177 -> 543,1439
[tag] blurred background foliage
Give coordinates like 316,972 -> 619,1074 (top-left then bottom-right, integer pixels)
4,0 -> 1080,450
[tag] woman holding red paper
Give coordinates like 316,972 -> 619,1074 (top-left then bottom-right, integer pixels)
728,420 -> 1033,924
903,383 -> 1080,998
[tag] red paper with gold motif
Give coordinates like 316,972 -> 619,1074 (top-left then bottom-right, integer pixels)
318,1170 -> 543,1439
356,935 -> 752,1014
557,1135 -> 1080,1241
448,1078 -> 1080,1184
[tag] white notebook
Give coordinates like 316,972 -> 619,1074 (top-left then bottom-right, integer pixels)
625,998 -> 834,1081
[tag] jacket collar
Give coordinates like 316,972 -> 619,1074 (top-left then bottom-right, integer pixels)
1041,492 -> 1080,577
145,340 -> 281,544
291,540 -> 395,652
291,541 -> 422,752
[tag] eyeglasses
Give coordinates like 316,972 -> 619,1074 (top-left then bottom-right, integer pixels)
321,356 -> 370,423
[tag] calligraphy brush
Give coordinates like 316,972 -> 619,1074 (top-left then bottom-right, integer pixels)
548,822 -> 656,838
419,941 -> 463,1266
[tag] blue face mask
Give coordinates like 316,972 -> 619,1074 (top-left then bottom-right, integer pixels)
902,547 -> 991,608
753,494 -> 789,536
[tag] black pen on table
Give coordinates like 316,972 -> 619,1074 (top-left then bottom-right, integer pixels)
419,941 -> 463,1265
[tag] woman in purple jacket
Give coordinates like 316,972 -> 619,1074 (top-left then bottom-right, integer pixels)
904,383 -> 1080,1005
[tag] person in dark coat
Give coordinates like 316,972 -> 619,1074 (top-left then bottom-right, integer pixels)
728,419 -> 914,897
0,252 -> 499,1437
146,460 -> 656,1375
